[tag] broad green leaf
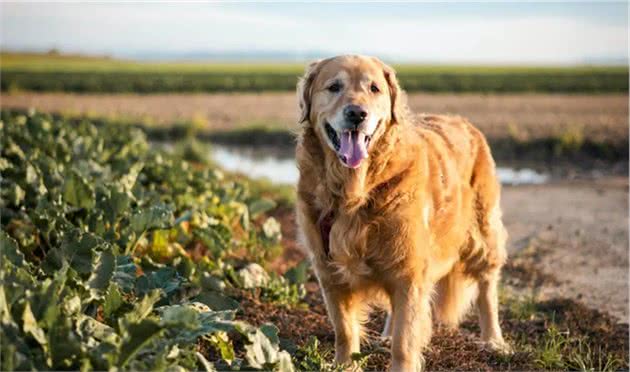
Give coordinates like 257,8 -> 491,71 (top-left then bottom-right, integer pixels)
29,265 -> 67,329
25,162 -> 38,184
209,332 -> 235,365
4,141 -> 25,160
248,198 -> 277,218
243,328 -> 280,369
0,156 -> 10,171
102,187 -> 131,224
7,184 -> 25,207
22,302 -> 47,347
159,305 -> 199,328
1,322 -> 37,371
89,340 -> 118,371
63,169 -> 95,209
124,290 -> 161,324
193,291 -> 240,311
200,272 -> 226,292
103,283 -> 124,318
118,162 -> 144,192
42,247 -> 65,273
284,260 -> 310,285
118,319 -> 163,368
62,295 -> 82,316
200,309 -> 236,323
49,316 -> 83,369
0,286 -> 10,323
59,231 -> 101,275
135,267 -> 182,301
260,323 -> 280,347
194,224 -> 232,258
0,231 -> 25,268
112,255 -> 137,293
88,249 -> 115,296
77,314 -> 120,345
130,203 -> 174,234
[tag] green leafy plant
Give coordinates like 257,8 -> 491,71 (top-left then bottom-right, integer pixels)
294,336 -> 367,372
0,110 -> 295,371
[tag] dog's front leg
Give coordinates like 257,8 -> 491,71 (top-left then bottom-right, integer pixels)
320,285 -> 362,365
389,281 -> 432,372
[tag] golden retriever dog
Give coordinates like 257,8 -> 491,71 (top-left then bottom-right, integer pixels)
295,55 -> 510,371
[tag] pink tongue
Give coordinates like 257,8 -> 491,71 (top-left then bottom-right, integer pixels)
339,131 -> 368,168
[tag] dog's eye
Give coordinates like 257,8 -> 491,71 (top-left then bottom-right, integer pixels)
370,83 -> 380,93
327,82 -> 341,93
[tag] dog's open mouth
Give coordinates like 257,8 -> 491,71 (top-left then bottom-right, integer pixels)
325,122 -> 340,151
325,122 -> 371,169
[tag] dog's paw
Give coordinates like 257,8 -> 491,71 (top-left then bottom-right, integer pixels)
484,338 -> 513,355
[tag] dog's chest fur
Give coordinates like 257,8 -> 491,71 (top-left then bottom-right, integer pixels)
321,210 -> 374,286
315,179 -> 415,287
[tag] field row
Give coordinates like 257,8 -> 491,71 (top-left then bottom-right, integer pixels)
2,53 -> 627,93
3,70 -> 627,93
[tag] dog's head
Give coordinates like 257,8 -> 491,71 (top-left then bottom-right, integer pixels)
297,55 -> 404,169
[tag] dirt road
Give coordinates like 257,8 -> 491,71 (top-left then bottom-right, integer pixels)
502,178 -> 628,322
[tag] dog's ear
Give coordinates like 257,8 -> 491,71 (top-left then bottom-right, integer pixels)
297,59 -> 323,123
381,61 -> 404,125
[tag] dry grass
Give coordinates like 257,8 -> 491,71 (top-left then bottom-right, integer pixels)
1,92 -> 627,143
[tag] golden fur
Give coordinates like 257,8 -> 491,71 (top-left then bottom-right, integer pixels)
295,55 -> 510,371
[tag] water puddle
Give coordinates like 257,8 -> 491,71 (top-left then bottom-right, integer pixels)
210,144 -> 549,186
211,145 -> 298,184
496,167 -> 549,186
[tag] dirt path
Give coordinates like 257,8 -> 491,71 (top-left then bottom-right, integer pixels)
2,92 -> 627,142
272,177 -> 629,323
502,177 -> 628,322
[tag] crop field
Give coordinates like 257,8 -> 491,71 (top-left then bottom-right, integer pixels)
2,53 -> 627,93
2,110 -> 628,371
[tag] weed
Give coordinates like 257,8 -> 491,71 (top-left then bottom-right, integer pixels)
567,338 -> 624,372
535,325 -> 570,369
555,126 -> 585,155
259,273 -> 306,307
294,337 -> 367,372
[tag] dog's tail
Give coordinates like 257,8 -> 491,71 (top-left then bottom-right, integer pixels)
432,263 -> 478,328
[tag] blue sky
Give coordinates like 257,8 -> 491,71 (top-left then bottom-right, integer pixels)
1,2 -> 627,64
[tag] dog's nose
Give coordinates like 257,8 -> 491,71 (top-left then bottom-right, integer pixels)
343,105 -> 368,127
